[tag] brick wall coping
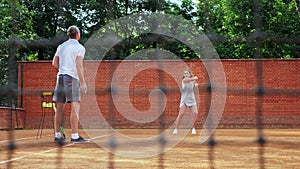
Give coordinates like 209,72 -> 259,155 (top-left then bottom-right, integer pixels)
17,59 -> 300,64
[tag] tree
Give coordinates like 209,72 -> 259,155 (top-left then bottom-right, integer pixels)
0,0 -> 37,106
196,0 -> 300,59
23,0 -> 82,60
260,0 -> 300,58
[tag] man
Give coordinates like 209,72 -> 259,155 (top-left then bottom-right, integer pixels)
52,25 -> 88,143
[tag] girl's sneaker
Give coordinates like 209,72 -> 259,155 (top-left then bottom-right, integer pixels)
192,128 -> 196,135
173,129 -> 178,135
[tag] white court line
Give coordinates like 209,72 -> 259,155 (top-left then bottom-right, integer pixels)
0,133 -> 114,165
0,143 -> 74,165
0,135 -> 52,144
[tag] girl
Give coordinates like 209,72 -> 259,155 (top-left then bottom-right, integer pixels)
173,69 -> 198,135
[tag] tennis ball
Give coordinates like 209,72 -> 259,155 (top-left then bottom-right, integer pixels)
42,102 -> 46,108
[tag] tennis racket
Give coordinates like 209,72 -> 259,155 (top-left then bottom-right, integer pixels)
60,125 -> 66,139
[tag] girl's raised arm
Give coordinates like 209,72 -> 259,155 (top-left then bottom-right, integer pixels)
183,76 -> 198,83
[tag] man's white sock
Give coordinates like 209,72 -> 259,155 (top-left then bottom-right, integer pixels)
71,133 -> 79,139
55,132 -> 61,138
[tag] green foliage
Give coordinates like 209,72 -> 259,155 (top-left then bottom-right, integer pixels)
260,0 -> 300,58
196,0 -> 300,59
0,0 -> 299,60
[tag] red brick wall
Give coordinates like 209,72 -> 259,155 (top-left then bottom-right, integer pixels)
15,60 -> 300,129
0,107 -> 24,130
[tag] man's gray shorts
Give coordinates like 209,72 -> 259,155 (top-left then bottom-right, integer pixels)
53,75 -> 80,103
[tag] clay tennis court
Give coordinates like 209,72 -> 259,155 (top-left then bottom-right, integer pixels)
1,128 -> 299,169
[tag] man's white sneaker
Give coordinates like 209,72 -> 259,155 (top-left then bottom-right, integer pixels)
192,128 -> 196,135
173,129 -> 178,135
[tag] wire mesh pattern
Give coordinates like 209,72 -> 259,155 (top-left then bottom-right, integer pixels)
1,0 -> 300,169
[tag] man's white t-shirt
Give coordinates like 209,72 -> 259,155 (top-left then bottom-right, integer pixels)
55,39 -> 85,80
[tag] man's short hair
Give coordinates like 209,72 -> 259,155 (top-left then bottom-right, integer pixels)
67,26 -> 80,39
